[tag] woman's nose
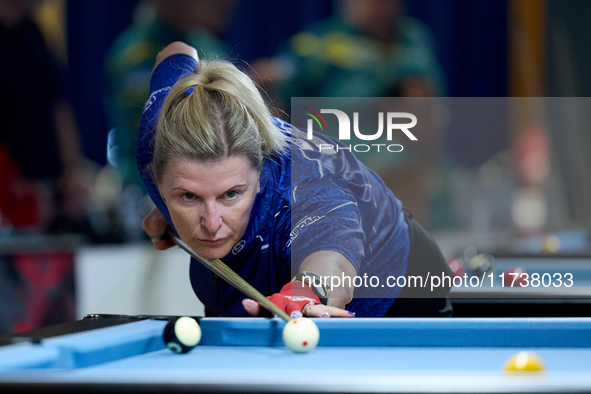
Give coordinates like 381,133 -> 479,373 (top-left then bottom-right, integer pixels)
201,203 -> 222,233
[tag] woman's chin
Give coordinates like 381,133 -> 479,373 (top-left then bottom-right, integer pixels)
193,244 -> 232,261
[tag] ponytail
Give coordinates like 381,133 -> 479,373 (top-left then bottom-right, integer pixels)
153,60 -> 287,181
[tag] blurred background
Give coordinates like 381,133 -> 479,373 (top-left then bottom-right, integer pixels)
1,0 -> 591,334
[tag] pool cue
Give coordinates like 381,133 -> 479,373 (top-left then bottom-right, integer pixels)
166,228 -> 291,322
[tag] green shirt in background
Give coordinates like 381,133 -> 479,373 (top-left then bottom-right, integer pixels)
280,15 -> 446,101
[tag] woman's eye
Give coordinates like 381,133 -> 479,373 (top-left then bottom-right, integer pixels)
225,190 -> 239,199
182,192 -> 196,200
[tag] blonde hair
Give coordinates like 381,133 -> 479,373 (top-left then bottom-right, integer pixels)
153,60 -> 287,181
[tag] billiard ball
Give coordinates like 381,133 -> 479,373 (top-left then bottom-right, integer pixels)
282,317 -> 319,353
503,351 -> 545,373
163,316 -> 201,354
503,267 -> 527,287
541,235 -> 561,253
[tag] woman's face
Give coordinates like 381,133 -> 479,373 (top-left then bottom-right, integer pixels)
158,155 -> 260,260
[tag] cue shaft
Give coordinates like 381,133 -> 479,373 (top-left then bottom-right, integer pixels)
166,228 -> 291,322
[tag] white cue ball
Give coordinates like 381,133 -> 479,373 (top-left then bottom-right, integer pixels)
282,317 -> 319,353
174,316 -> 201,347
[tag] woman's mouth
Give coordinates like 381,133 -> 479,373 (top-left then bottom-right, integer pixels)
198,238 -> 227,244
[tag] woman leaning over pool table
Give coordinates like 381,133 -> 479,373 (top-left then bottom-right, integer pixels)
139,42 -> 452,318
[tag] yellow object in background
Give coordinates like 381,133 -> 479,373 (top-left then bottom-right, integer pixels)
34,0 -> 67,63
503,351 -> 545,373
541,235 -> 561,254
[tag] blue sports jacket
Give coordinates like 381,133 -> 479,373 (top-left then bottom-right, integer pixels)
137,54 -> 410,317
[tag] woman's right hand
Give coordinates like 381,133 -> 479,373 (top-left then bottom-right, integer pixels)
142,207 -> 175,250
153,41 -> 198,71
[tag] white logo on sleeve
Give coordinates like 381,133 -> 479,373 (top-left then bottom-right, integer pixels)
142,87 -> 171,113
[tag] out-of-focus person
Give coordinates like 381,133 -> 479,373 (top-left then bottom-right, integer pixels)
0,0 -> 82,336
282,0 -> 445,98
252,0 -> 450,228
105,0 -> 234,189
252,0 -> 445,103
0,0 -> 87,231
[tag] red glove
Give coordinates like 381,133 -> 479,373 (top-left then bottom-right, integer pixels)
267,281 -> 320,317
